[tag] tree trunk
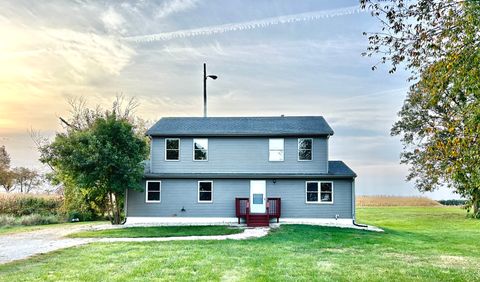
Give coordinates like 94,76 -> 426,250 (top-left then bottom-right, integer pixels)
114,193 -> 122,224
108,192 -> 115,224
473,191 -> 480,218
109,192 -> 122,225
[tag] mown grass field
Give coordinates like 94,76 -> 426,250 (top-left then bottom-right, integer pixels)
0,206 -> 479,281
68,225 -> 243,238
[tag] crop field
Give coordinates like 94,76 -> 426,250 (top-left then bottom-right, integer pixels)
356,195 -> 441,207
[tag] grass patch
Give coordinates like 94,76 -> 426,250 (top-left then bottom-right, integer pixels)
68,225 -> 243,238
0,207 -> 479,281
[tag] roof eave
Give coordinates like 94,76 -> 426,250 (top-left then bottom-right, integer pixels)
146,132 -> 334,137
143,173 -> 355,179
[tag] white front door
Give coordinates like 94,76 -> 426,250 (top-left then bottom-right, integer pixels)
250,180 -> 266,214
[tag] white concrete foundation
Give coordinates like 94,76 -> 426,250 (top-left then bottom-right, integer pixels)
125,217 -> 239,226
125,216 -> 383,231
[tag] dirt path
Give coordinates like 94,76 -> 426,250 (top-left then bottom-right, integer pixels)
0,225 -> 269,265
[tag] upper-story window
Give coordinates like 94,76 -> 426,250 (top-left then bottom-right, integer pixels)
193,138 -> 208,161
165,138 -> 180,161
269,138 -> 284,161
298,138 -> 313,161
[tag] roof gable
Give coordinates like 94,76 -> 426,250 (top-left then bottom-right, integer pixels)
146,116 -> 334,137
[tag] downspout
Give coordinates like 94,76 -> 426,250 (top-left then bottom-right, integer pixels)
351,178 -> 367,228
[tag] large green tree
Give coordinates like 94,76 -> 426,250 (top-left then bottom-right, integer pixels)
40,98 -> 148,224
361,0 -> 480,216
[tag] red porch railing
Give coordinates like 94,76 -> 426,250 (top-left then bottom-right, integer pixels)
235,197 -> 281,225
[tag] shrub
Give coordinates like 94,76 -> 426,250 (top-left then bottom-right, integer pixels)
438,199 -> 467,206
0,214 -> 17,226
0,214 -> 64,227
19,214 -> 62,226
67,210 -> 95,222
0,194 -> 63,216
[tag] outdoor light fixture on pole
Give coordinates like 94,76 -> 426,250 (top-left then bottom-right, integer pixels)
203,63 -> 217,117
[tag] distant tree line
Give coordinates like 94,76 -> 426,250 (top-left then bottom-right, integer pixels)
0,146 -> 44,194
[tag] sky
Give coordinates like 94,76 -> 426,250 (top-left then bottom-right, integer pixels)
0,0 -> 459,199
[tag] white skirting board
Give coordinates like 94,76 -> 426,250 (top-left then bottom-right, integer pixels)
125,217 -> 239,226
125,217 -> 352,226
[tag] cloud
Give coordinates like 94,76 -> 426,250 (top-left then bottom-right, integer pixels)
101,6 -> 126,34
0,21 -> 135,134
156,0 -> 199,19
124,5 -> 364,42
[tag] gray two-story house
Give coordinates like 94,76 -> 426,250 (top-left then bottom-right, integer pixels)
125,116 -> 357,227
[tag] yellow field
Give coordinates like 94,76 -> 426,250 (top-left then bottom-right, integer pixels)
356,195 -> 441,207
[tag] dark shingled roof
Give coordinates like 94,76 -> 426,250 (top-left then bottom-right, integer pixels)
143,161 -> 356,179
328,161 -> 356,177
146,116 -> 334,137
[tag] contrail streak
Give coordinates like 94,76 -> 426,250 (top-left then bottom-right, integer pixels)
124,5 -> 364,43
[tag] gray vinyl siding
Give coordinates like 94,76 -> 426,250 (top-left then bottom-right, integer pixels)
150,137 -> 328,174
127,178 -> 352,219
267,179 -> 352,218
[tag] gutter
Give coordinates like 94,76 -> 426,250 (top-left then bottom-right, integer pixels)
143,173 -> 357,180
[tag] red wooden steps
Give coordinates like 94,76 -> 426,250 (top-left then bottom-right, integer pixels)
247,214 -> 269,227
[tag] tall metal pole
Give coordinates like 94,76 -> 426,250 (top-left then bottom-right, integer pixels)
203,63 -> 207,118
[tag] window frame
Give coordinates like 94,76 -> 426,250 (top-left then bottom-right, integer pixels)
298,138 -> 313,161
145,180 -> 161,203
164,138 -> 180,161
305,181 -> 333,204
193,138 -> 209,161
269,138 -> 284,162
198,180 -> 213,203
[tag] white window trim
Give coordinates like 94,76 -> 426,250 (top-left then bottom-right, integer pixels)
193,138 -> 209,161
198,180 -> 213,203
145,180 -> 161,203
305,181 -> 334,204
269,138 -> 284,162
165,138 -> 180,161
298,138 -> 313,161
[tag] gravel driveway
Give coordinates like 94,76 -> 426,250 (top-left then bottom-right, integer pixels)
0,224 -> 110,264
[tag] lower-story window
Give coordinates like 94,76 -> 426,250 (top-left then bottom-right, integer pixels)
146,180 -> 161,203
306,181 -> 333,204
198,181 -> 213,203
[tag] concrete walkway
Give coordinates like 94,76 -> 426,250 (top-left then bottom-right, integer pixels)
0,226 -> 268,265
97,227 -> 269,242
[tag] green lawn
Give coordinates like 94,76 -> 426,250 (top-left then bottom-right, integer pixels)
68,225 -> 243,238
0,221 -> 107,236
1,207 -> 479,281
